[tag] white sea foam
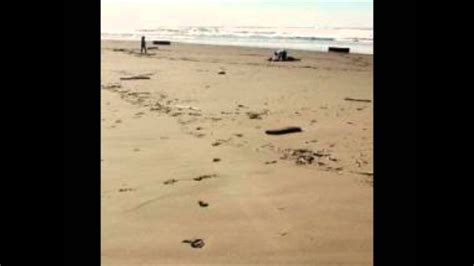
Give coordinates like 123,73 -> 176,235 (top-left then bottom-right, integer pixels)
101,26 -> 373,54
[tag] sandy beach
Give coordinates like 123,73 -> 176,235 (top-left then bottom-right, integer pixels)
101,40 -> 373,265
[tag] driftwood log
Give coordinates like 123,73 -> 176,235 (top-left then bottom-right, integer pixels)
265,127 -> 302,135
152,40 -> 171,45
267,56 -> 301,62
120,76 -> 151,80
328,47 -> 350,53
344,97 -> 372,103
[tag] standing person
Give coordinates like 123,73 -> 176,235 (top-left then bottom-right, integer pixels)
141,36 -> 147,54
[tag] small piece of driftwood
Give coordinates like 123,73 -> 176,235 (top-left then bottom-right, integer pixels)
265,127 -> 302,135
120,76 -> 151,80
193,174 -> 216,181
182,239 -> 205,248
344,97 -> 372,103
356,171 -> 374,176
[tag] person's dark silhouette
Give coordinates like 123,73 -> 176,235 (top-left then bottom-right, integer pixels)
141,36 -> 147,54
268,49 -> 287,61
276,49 -> 287,61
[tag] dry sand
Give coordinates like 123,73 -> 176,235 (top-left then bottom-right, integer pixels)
101,40 -> 373,265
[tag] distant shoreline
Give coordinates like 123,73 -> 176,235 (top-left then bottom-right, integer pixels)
101,38 -> 373,55
101,26 -> 372,54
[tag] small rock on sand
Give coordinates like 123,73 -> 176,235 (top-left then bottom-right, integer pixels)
198,200 -> 209,207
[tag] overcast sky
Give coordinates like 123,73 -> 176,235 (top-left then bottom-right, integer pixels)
101,0 -> 373,31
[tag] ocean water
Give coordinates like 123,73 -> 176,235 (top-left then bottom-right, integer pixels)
101,26 -> 373,54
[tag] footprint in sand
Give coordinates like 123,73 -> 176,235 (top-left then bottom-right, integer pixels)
324,166 -> 344,173
133,148 -> 140,152
115,119 -> 122,123
163,179 -> 178,185
188,112 -> 202,117
118,188 -> 135,192
194,133 -> 206,138
356,158 -> 369,167
211,138 -> 231,147
265,160 -> 277,165
209,117 -> 223,122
